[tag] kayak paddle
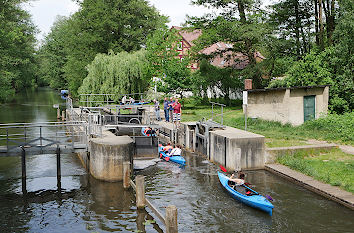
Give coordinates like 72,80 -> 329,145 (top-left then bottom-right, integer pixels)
219,165 -> 228,173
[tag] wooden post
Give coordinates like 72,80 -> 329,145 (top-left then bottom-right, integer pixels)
61,110 -> 65,121
21,147 -> 27,194
123,162 -> 130,189
136,175 -> 145,209
166,205 -> 178,233
56,146 -> 61,191
57,108 -> 61,119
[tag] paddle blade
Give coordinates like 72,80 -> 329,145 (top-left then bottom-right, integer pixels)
266,195 -> 273,201
219,165 -> 227,173
165,156 -> 170,161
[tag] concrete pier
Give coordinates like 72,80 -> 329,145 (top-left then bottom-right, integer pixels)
209,126 -> 265,171
158,121 -> 265,171
89,131 -> 134,181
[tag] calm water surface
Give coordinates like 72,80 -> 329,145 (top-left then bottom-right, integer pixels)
0,88 -> 353,233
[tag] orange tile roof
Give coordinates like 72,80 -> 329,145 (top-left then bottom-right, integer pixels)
171,26 -> 265,69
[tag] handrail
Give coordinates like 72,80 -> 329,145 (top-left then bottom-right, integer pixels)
209,102 -> 226,126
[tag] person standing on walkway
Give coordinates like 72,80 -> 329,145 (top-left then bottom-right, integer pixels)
121,95 -> 127,105
163,97 -> 169,122
154,99 -> 161,121
173,98 -> 182,128
168,97 -> 175,123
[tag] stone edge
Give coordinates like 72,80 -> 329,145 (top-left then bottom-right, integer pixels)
265,164 -> 354,210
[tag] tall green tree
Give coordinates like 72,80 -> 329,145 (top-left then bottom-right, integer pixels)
78,50 -> 150,104
269,0 -> 314,59
37,16 -> 70,89
39,0 -> 165,96
189,0 -> 269,89
0,0 -> 37,102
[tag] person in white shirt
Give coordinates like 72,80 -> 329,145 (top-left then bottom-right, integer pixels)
169,145 -> 182,156
121,95 -> 127,105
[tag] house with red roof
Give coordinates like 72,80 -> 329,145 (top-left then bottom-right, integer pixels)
171,26 -> 265,71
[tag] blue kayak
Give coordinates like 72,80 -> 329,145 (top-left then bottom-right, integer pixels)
158,146 -> 186,166
218,171 -> 274,216
133,102 -> 149,105
141,127 -> 156,137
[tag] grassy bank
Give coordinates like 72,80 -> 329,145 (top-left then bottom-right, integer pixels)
181,101 -> 354,146
276,148 -> 354,193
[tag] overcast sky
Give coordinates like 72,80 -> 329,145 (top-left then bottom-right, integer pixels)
25,0 -> 215,41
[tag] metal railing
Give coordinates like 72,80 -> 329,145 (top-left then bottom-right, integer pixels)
79,93 -> 147,107
210,102 -> 226,126
0,121 -> 87,155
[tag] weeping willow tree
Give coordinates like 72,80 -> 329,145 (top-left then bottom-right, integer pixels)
78,50 -> 150,104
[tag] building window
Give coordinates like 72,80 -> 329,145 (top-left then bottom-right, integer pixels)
177,41 -> 183,51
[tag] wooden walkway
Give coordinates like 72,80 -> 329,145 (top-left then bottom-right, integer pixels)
265,164 -> 354,210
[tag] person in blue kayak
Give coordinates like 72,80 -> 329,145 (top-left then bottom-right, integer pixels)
162,143 -> 173,153
228,172 -> 245,186
169,145 -> 182,156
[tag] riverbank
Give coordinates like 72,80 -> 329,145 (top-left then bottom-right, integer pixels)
265,164 -> 354,210
276,148 -> 354,193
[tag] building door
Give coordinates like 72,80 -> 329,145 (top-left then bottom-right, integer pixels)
304,95 -> 316,122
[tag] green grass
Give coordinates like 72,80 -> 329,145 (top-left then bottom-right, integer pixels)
277,148 -> 354,193
265,138 -> 309,148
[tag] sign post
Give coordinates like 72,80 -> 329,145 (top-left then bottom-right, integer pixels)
243,91 -> 248,131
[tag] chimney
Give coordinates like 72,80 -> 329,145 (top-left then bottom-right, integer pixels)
244,79 -> 252,90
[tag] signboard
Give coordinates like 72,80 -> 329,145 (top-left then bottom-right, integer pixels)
243,91 -> 248,105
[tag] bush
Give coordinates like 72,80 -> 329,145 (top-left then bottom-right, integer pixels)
302,112 -> 354,143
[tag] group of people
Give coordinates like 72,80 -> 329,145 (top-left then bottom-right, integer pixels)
162,143 -> 182,156
161,97 -> 182,127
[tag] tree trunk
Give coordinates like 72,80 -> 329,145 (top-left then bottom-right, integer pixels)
294,0 -> 301,58
326,0 -> 336,44
237,0 -> 247,23
314,0 -> 319,45
318,0 -> 324,50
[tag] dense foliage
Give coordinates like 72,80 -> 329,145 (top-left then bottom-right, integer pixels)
189,1 -> 269,91
37,16 -> 69,90
146,27 -> 192,97
39,0 -> 164,96
78,50 -> 150,103
0,0 -> 37,102
267,0 -> 353,113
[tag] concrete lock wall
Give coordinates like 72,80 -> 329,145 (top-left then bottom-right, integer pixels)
209,127 -> 265,171
247,86 -> 329,126
89,132 -> 134,182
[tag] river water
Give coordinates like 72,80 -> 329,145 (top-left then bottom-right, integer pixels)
0,88 -> 353,233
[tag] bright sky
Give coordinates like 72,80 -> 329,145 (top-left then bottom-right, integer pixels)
25,0 -> 215,41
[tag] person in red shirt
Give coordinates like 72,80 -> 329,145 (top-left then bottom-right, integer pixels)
172,98 -> 182,128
